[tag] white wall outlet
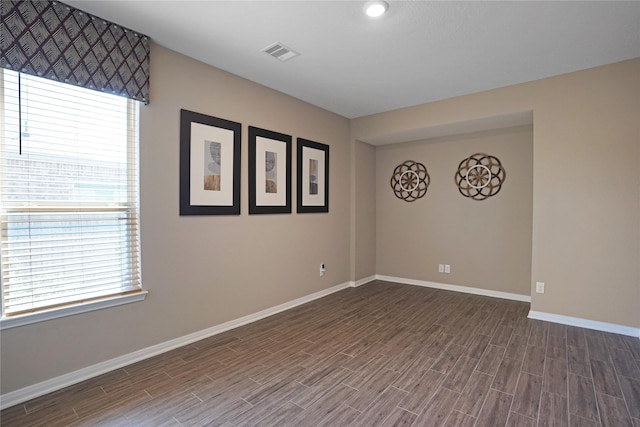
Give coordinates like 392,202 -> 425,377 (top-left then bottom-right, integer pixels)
444,264 -> 451,274
438,264 -> 444,273
536,282 -> 545,293
320,263 -> 326,277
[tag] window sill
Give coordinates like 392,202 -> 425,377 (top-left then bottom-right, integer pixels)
0,291 -> 148,330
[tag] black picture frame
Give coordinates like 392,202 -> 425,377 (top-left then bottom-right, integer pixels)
179,109 -> 241,215
248,126 -> 292,214
297,138 -> 329,213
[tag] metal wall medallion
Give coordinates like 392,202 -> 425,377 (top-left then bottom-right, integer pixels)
390,160 -> 430,202
455,153 -> 506,201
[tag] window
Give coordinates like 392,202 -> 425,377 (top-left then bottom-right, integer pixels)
0,69 -> 142,320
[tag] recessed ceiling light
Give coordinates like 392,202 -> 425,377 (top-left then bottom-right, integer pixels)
364,0 -> 389,18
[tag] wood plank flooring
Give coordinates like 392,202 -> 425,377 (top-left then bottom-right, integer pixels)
2,281 -> 639,426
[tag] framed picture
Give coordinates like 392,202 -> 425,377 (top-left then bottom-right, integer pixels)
297,138 -> 329,213
179,109 -> 241,215
248,126 -> 292,214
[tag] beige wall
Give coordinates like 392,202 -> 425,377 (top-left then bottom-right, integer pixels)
375,126 -> 533,295
353,58 -> 640,329
0,44 -> 352,394
353,140 -> 377,280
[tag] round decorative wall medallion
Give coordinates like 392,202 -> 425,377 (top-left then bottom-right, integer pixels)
455,153 -> 505,200
390,160 -> 430,202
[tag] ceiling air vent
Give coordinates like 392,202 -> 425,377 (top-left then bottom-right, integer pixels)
262,42 -> 300,62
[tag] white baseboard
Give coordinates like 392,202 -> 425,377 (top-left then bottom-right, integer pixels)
0,281 -> 353,410
353,275 -> 376,287
378,275 -> 638,338
376,275 -> 531,302
528,310 -> 640,338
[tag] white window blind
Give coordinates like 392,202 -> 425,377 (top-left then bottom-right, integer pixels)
0,69 -> 141,317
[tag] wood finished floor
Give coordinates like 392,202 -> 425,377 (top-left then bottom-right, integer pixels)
2,281 -> 639,427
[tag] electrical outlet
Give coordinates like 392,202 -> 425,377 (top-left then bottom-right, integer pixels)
438,264 -> 444,273
536,282 -> 545,293
320,263 -> 326,277
444,264 -> 451,274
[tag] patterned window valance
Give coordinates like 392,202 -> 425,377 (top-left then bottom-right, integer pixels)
1,0 -> 150,103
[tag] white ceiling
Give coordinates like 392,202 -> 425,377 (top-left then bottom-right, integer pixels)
67,1 -> 640,119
